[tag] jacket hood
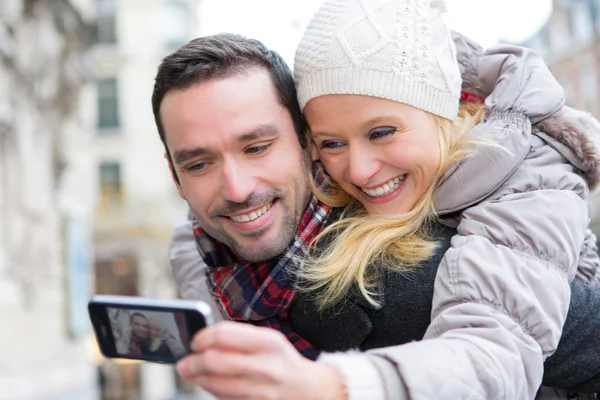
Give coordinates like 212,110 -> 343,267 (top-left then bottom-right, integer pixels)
534,106 -> 600,191
434,32 -> 600,214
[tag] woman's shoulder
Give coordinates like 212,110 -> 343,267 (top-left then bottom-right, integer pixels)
435,107 -> 597,216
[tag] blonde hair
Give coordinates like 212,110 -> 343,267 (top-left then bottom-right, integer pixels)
301,103 -> 486,310
148,320 -> 164,351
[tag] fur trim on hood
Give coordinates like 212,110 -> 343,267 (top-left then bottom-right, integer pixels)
534,106 -> 600,191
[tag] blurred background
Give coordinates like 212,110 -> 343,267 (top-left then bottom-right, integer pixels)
0,0 -> 598,399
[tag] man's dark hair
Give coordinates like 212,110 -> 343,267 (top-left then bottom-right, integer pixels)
151,33 -> 307,163
130,312 -> 148,323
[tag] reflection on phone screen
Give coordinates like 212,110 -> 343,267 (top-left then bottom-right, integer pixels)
107,307 -> 189,362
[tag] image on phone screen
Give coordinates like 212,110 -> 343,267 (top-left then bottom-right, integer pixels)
107,307 -> 189,361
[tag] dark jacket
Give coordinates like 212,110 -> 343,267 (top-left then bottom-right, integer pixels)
290,223 -> 600,393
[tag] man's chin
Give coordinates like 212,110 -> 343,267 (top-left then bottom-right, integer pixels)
230,230 -> 292,262
232,241 -> 285,262
216,206 -> 299,261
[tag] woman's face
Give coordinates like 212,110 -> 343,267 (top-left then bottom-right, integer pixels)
149,323 -> 163,339
305,95 -> 442,216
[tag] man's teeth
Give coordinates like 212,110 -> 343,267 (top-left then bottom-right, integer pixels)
230,203 -> 272,223
361,175 -> 405,197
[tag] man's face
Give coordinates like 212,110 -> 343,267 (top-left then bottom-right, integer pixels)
161,68 -> 312,261
131,315 -> 148,340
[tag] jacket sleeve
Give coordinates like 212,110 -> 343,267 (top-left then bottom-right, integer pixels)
542,282 -> 600,392
318,134 -> 589,399
164,333 -> 187,358
169,216 -> 224,322
574,228 -> 600,286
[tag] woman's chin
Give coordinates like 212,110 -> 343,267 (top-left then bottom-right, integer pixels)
363,203 -> 412,216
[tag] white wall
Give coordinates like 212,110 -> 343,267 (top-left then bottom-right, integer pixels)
0,1 -> 97,399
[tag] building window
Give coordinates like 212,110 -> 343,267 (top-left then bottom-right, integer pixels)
595,0 -> 600,32
98,162 -> 123,215
557,74 -> 573,105
550,13 -> 571,55
97,0 -> 117,44
163,1 -> 191,50
572,2 -> 593,44
97,78 -> 120,130
580,61 -> 597,112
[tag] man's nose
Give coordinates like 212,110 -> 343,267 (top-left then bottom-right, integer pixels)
348,145 -> 380,188
221,159 -> 257,203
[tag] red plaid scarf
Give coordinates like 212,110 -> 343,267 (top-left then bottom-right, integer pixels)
128,337 -> 142,355
193,165 -> 332,360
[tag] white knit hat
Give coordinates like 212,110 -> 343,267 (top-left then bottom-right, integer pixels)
294,0 -> 461,120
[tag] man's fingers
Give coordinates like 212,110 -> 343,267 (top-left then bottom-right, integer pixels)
190,374 -> 278,400
177,348 -> 282,382
191,321 -> 287,353
177,350 -> 282,400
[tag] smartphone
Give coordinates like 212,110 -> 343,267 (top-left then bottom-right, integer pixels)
88,294 -> 213,364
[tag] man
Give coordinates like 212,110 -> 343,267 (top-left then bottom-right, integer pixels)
152,35 -> 320,357
128,312 -> 149,356
153,34 -> 600,398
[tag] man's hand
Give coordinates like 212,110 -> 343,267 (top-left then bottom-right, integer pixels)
176,321 -> 347,400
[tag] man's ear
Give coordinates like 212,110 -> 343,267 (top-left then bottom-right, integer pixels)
307,137 -> 319,161
165,153 -> 186,200
311,145 -> 319,161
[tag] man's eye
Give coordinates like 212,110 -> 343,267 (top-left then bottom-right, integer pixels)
188,162 -> 207,171
369,126 -> 397,140
319,140 -> 345,150
246,144 -> 271,155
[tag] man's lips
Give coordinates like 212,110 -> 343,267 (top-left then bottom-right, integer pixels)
221,200 -> 279,234
226,201 -> 274,223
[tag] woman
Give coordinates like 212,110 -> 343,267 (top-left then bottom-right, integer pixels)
145,320 -> 187,360
145,321 -> 174,359
174,1 -> 600,399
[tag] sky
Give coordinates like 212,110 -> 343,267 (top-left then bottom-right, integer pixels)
197,0 -> 553,66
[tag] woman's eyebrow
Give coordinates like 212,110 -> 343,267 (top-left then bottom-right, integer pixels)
311,130 -> 336,138
362,115 -> 402,128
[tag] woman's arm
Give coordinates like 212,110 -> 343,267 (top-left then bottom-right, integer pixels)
164,332 -> 187,358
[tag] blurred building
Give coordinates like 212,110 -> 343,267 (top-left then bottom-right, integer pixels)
71,0 -> 200,398
521,0 -> 600,114
521,0 -> 600,230
0,1 -> 97,399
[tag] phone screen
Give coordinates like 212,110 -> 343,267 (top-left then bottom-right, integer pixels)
107,307 -> 190,361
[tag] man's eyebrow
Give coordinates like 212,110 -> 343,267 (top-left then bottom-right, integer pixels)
172,125 -> 280,166
172,147 -> 211,166
238,124 -> 281,143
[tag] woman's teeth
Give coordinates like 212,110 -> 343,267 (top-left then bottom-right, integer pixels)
361,175 -> 405,197
230,202 -> 272,223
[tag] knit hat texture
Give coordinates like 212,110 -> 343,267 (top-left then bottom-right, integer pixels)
294,0 -> 461,120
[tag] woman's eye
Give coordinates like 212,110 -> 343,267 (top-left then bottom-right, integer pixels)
369,126 -> 396,140
319,140 -> 346,150
246,144 -> 271,154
